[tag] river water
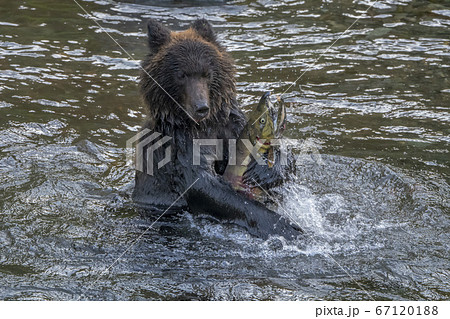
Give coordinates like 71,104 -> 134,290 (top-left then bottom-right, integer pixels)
0,0 -> 448,300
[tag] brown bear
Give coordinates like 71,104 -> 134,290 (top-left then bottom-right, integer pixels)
132,18 -> 300,240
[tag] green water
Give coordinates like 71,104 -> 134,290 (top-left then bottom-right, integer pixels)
0,0 -> 448,300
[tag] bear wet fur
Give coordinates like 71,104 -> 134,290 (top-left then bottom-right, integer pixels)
132,18 -> 300,240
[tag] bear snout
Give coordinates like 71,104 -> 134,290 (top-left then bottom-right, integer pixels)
184,78 -> 210,121
194,102 -> 210,120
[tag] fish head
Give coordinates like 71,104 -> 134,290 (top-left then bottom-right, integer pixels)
247,92 -> 275,151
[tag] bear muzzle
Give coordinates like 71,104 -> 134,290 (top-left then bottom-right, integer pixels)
194,101 -> 210,121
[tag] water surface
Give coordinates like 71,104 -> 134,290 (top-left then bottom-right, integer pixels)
0,0 -> 449,300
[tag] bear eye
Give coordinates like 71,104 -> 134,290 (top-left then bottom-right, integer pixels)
177,71 -> 187,80
260,118 -> 266,124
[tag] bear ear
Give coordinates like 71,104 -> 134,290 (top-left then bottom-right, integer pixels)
146,19 -> 171,52
191,19 -> 218,44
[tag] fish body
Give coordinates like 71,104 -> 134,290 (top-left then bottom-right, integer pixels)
223,92 -> 286,197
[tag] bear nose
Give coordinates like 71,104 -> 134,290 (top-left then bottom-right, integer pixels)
195,103 -> 209,117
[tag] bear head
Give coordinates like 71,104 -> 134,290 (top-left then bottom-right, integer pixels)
140,18 -> 236,127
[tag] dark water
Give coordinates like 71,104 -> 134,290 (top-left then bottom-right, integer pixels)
0,0 -> 449,300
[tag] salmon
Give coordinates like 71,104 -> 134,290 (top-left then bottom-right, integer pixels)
223,92 -> 286,197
